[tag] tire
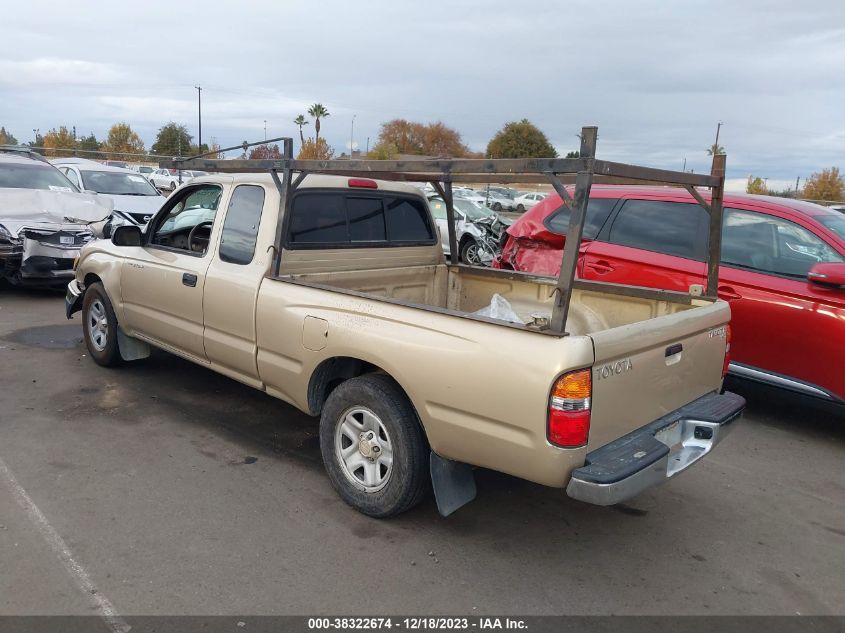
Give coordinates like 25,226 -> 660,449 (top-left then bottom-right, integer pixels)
516,204 -> 525,213
169,181 -> 176,191
82,282 -> 123,367
460,238 -> 482,265
319,374 -> 429,518
493,202 -> 502,211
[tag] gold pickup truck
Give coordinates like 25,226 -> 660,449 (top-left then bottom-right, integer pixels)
65,141 -> 744,518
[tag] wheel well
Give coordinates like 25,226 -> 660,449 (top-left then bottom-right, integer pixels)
307,357 -> 379,416
83,273 -> 102,288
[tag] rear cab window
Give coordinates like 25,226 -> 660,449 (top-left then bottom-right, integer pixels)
287,190 -> 435,248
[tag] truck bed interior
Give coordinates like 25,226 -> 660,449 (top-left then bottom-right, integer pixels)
280,263 -> 704,337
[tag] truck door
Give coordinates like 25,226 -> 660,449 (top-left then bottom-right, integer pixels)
120,183 -> 226,361
203,184 -> 269,385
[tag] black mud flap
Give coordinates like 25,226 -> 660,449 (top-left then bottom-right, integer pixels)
430,452 -> 476,517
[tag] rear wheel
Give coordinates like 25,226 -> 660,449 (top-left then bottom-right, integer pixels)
82,282 -> 122,367
319,374 -> 429,517
169,181 -> 177,190
516,204 -> 525,213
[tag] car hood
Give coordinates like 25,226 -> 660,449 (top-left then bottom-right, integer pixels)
104,193 -> 163,215
0,188 -> 114,237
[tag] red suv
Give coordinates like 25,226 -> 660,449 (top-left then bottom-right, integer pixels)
494,186 -> 845,405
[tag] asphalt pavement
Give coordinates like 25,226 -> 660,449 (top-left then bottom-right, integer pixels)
0,286 -> 843,617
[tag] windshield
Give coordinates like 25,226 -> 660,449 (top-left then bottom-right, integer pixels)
80,170 -> 159,195
0,162 -> 80,192
817,214 -> 845,240
454,198 -> 494,220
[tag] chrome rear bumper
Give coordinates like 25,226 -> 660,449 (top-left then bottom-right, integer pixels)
566,391 -> 744,506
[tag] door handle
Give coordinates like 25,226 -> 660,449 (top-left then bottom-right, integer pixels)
717,285 -> 741,300
182,273 -> 198,287
586,260 -> 615,274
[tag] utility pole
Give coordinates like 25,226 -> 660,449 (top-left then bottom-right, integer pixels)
713,121 -> 723,154
366,137 -> 370,155
682,157 -> 687,172
795,176 -> 801,195
350,115 -> 356,159
264,120 -> 267,141
195,85 -> 202,151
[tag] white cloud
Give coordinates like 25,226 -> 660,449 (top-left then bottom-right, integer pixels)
0,57 -> 124,86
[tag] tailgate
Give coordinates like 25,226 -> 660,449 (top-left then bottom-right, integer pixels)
587,300 -> 730,449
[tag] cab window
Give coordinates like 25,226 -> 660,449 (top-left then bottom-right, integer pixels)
219,185 -> 265,265
150,185 -> 222,254
721,208 -> 844,278
287,191 -> 435,248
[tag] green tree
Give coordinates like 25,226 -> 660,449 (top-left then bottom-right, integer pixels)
367,141 -> 399,160
746,175 -> 768,195
297,137 -> 334,160
151,123 -> 192,157
707,144 -> 725,156
42,126 -> 78,157
77,132 -> 101,159
486,119 -> 557,159
102,123 -> 145,157
293,114 -> 309,148
803,167 -> 844,202
0,126 -> 18,145
565,150 -> 580,158
307,103 -> 330,145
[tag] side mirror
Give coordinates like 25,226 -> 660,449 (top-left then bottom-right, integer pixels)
112,225 -> 142,247
807,262 -> 845,288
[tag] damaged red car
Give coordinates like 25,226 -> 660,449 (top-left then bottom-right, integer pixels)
494,186 -> 845,406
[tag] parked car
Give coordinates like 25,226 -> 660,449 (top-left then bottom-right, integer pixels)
474,188 -> 515,212
453,188 -> 486,206
52,158 -> 163,230
513,191 -> 547,212
494,186 -> 845,405
427,196 -> 511,265
131,165 -> 156,179
67,169 -> 741,517
148,168 -> 196,191
104,160 -> 129,169
0,149 -> 111,287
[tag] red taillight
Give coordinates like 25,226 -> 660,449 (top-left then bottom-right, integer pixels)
348,178 -> 378,189
548,369 -> 591,447
722,324 -> 732,378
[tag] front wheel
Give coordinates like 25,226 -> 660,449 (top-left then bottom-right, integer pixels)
516,204 -> 525,213
82,282 -> 123,367
460,239 -> 482,265
319,374 -> 429,517
169,181 -> 177,191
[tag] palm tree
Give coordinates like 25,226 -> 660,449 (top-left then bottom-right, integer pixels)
707,143 -> 725,156
307,103 -> 330,145
293,115 -> 309,148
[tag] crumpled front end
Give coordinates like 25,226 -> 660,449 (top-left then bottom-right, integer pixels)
1,226 -> 94,286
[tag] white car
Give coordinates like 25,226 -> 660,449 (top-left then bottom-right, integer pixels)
147,168 -> 201,191
513,191 -> 547,212
427,196 -> 512,265
52,158 -> 163,229
474,189 -> 516,212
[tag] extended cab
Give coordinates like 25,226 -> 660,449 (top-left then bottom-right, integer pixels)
65,163 -> 743,517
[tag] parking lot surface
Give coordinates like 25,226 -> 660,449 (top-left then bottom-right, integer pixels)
0,286 -> 843,616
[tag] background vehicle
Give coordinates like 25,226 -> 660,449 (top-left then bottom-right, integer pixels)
475,188 -> 515,212
495,187 -> 845,405
53,158 -> 163,230
67,143 -> 740,518
0,150 -> 111,287
104,160 -> 129,169
428,195 -> 511,264
514,191 -> 546,212
148,168 -> 196,191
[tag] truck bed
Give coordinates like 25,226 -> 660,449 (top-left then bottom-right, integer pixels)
284,262 -> 705,336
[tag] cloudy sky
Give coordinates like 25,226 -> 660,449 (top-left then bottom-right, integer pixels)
2,0 -> 843,190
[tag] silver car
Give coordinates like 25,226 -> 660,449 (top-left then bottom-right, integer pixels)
428,196 -> 512,265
